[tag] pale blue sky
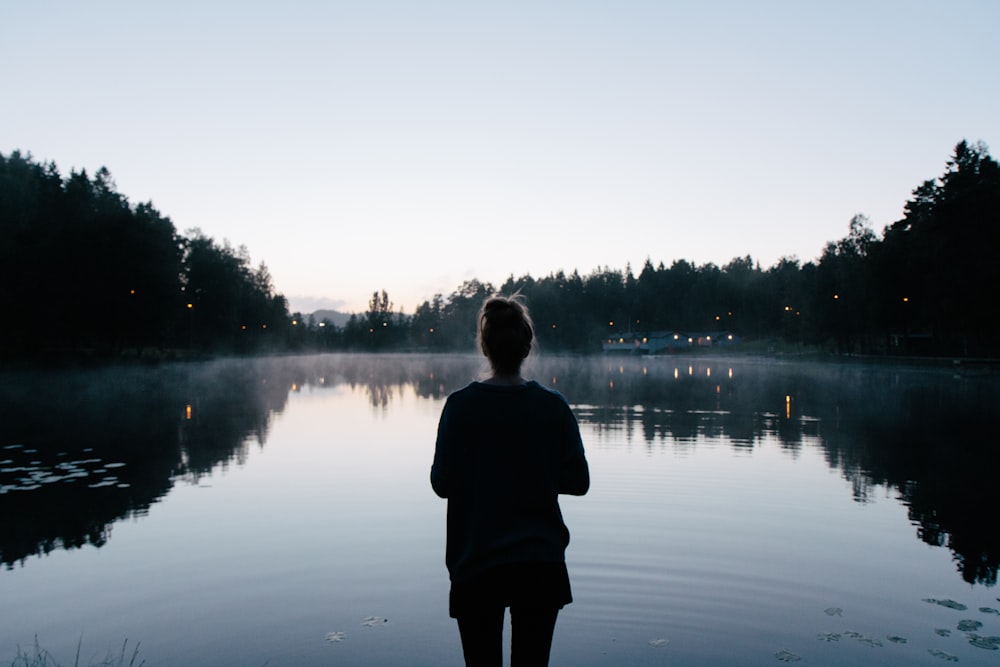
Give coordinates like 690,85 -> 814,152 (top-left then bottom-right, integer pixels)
3,1 -> 998,313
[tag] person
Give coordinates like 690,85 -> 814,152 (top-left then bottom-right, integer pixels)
431,294 -> 590,667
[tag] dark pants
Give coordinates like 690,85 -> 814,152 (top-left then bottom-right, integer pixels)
456,605 -> 560,667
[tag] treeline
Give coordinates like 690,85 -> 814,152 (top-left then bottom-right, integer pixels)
0,151 -> 288,359
3,141 -> 998,360
311,140 -> 999,357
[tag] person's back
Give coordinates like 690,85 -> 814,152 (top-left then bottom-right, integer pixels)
431,295 -> 589,666
432,380 -> 589,584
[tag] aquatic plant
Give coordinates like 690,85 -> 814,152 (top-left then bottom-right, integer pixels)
9,637 -> 143,667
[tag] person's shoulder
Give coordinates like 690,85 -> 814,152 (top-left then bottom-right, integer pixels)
526,380 -> 571,406
444,381 -> 480,404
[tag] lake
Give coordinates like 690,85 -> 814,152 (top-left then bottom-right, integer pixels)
1,353 -> 998,666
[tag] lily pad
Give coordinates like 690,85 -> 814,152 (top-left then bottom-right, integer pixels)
923,598 -> 967,611
886,635 -> 907,644
980,607 -> 1000,616
967,634 -> 1000,650
934,628 -> 952,637
843,631 -> 881,647
928,648 -> 959,662
325,631 -> 346,643
361,616 -> 387,626
774,649 -> 800,662
824,607 -> 843,617
648,639 -> 668,648
817,632 -> 841,642
957,619 -> 982,632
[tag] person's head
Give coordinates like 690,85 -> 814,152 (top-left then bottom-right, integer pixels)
477,294 -> 534,376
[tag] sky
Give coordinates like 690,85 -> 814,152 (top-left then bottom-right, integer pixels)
3,1 -> 999,314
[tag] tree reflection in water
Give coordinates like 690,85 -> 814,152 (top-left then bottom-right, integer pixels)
1,353 -> 996,586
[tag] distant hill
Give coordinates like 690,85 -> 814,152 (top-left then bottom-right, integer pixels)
310,309 -> 352,327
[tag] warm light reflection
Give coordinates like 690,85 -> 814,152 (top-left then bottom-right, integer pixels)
716,385 -> 721,393
674,368 -> 679,379
728,368 -> 733,378
609,380 -> 614,389
186,303 -> 193,309
291,320 -> 298,326
688,366 -> 693,376
785,395 -> 791,419
185,404 -> 192,420
642,367 -> 648,375
706,367 -> 711,377
291,384 -> 298,392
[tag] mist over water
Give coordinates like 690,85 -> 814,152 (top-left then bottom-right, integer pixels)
1,354 -> 997,665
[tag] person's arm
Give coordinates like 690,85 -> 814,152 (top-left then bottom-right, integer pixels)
430,399 -> 453,498
559,405 -> 590,496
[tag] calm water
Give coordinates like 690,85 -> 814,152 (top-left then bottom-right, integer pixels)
1,353 -> 998,666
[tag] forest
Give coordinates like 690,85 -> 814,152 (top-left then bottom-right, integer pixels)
1,140 -> 997,361
0,154 -> 288,359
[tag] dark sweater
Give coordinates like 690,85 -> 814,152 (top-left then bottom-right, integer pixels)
431,380 -> 590,584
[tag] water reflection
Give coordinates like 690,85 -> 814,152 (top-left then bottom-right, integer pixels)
1,353 -> 997,587
0,354 -> 477,569
0,359 -> 295,568
563,357 -> 997,586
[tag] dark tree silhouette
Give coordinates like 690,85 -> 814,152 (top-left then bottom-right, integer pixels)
0,152 -> 288,359
4,141 -> 996,359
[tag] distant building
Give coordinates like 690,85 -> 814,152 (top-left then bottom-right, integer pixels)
602,330 -> 739,354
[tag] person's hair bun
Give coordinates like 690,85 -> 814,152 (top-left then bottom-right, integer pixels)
478,294 -> 534,375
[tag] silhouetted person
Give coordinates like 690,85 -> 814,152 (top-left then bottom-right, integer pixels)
431,295 -> 590,666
